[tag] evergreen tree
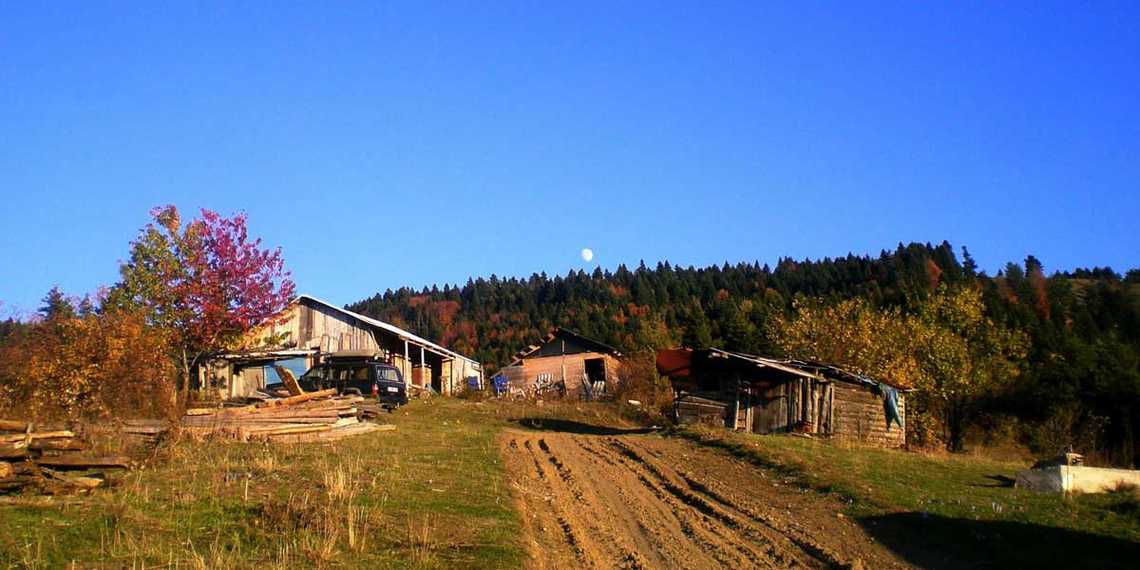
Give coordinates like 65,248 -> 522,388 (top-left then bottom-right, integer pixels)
39,286 -> 75,320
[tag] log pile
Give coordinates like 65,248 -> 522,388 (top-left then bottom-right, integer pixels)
0,421 -> 131,494
181,388 -> 394,442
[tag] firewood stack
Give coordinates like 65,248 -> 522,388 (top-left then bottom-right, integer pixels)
0,420 -> 131,495
181,388 -> 393,443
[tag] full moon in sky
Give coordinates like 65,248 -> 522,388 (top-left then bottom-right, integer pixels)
581,248 -> 594,262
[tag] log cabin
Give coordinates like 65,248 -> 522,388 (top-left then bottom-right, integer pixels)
201,295 -> 482,398
657,348 -> 909,448
496,329 -> 622,399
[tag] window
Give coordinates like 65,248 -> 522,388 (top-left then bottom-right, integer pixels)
264,357 -> 310,383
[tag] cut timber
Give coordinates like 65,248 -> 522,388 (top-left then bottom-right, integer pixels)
185,408 -> 218,416
252,425 -> 331,437
0,462 -> 11,478
0,444 -> 28,460
0,420 -> 30,432
35,456 -> 130,470
183,416 -> 347,426
256,388 -> 337,408
0,431 -> 75,444
30,439 -> 87,451
0,478 -> 34,492
276,365 -> 304,396
43,470 -> 103,490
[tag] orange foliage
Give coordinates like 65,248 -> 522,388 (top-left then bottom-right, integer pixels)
611,308 -> 628,326
0,311 -> 176,421
925,259 -> 943,289
608,284 -> 629,298
627,303 -> 650,318
429,300 -> 461,327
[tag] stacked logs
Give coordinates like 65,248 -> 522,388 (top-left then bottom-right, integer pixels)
182,389 -> 393,443
0,420 -> 130,494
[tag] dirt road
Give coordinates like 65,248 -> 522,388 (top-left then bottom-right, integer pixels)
503,428 -> 908,569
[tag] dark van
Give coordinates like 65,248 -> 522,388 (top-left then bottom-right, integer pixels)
298,352 -> 408,409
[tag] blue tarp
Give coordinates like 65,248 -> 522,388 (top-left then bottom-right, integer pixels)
882,385 -> 903,430
492,374 -> 509,396
854,373 -> 904,430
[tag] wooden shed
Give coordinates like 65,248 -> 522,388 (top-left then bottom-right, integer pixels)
203,295 -> 482,398
497,329 -> 622,399
657,348 -> 909,448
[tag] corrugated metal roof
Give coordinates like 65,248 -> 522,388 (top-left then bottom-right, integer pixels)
707,348 -> 823,380
296,294 -> 480,366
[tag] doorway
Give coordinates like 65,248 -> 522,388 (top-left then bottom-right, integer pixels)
584,358 -> 607,385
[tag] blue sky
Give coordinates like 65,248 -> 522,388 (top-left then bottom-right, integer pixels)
2,2 -> 1137,316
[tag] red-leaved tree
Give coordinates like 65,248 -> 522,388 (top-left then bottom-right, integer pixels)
108,206 -> 295,404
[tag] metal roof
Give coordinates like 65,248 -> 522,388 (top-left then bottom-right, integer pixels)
707,348 -> 911,390
296,294 -> 480,366
706,348 -> 823,381
511,327 -> 623,364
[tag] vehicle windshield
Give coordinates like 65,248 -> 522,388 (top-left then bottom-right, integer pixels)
300,367 -> 326,382
376,367 -> 400,382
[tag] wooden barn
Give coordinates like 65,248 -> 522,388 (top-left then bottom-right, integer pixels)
657,348 -> 909,448
497,329 -> 622,399
202,295 -> 482,398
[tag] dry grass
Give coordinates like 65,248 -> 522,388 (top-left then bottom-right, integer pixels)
0,399 -> 531,568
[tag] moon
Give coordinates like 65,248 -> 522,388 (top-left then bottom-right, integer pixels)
581,248 -> 594,262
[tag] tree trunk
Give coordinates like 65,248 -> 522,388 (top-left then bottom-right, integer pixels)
945,399 -> 966,452
180,348 -> 191,406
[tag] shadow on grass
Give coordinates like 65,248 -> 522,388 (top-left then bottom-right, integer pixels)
512,418 -> 657,436
970,474 -> 1016,488
860,512 -> 1140,569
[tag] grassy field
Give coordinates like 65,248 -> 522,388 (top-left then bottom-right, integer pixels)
676,425 -> 1140,567
0,399 -> 537,569
4,399 -> 1140,568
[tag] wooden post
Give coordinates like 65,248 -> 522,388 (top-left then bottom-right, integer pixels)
404,340 -> 410,387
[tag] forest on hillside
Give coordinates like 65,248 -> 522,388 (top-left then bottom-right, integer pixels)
349,242 -> 1140,465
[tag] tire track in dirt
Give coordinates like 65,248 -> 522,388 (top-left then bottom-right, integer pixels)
502,429 -> 909,569
503,428 -> 912,567
572,435 -> 748,568
613,437 -> 848,568
604,437 -> 810,568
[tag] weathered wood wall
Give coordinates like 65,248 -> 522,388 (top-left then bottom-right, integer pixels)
503,352 -> 621,398
245,302 -> 379,354
214,298 -> 481,397
830,382 -> 906,448
731,378 -> 904,448
675,394 -> 729,426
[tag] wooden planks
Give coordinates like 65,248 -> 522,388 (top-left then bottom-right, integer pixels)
181,391 -> 388,443
1,420 -> 133,495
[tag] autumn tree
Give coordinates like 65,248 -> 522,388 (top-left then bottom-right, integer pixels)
913,286 -> 1027,451
773,287 -> 1026,451
772,297 -> 923,389
107,206 -> 295,404
0,296 -> 175,420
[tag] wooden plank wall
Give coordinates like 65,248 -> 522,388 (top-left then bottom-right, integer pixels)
301,303 -> 379,353
830,382 -> 906,448
519,352 -> 620,399
675,394 -> 729,426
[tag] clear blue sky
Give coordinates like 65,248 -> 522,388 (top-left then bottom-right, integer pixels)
2,2 -> 1137,316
